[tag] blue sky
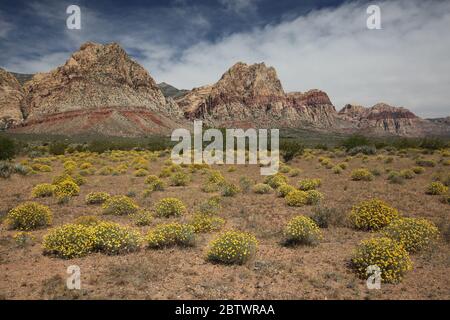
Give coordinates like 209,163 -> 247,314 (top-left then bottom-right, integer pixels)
0,0 -> 449,117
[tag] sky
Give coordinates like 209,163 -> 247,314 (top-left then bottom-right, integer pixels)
0,0 -> 449,118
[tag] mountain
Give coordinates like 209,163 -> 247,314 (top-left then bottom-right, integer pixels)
0,68 -> 24,130
177,62 -> 343,129
10,42 -> 184,136
338,103 -> 449,136
10,72 -> 34,85
157,82 -> 188,99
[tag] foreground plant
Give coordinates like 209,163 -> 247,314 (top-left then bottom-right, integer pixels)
146,222 -> 195,248
102,195 -> 139,215
6,202 -> 52,230
349,198 -> 399,231
206,230 -> 258,265
283,215 -> 322,246
154,197 -> 186,217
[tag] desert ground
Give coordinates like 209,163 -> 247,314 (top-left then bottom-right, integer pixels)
0,146 -> 449,300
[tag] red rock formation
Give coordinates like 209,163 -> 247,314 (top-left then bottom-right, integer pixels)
0,68 -> 23,130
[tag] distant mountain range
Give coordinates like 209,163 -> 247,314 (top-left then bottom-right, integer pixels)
1,41 -> 449,137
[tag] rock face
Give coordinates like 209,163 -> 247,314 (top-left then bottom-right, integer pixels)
157,82 -> 188,99
0,68 -> 24,130
177,62 -> 341,129
14,42 -> 184,136
338,103 -> 445,136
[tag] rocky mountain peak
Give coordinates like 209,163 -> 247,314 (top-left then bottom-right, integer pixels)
0,68 -> 24,130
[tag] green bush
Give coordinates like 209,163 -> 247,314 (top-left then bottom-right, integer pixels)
341,135 -> 370,151
170,171 -> 191,186
264,174 -> 288,189
221,182 -> 240,197
0,136 -> 16,160
130,210 -> 153,226
48,142 -> 67,155
305,190 -> 324,205
280,140 -> 304,162
310,206 -> 344,228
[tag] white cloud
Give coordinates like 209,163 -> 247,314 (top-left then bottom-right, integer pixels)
145,0 -> 450,118
219,0 -> 260,14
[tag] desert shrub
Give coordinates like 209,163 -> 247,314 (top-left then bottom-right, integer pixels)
0,161 -> 14,178
13,231 -> 34,247
279,140 -> 304,162
102,195 -> 139,215
221,182 -> 240,197
206,231 -> 258,265
350,237 -> 412,283
145,175 -> 165,191
298,178 -> 321,191
289,168 -> 302,177
399,169 -> 414,179
384,156 -> 394,164
310,206 -> 345,228
13,163 -> 31,176
207,170 -> 226,185
6,202 -> 52,230
31,183 -> 55,198
276,184 -> 296,198
283,215 -> 322,246
412,166 -> 425,174
349,199 -> 399,231
305,190 -> 324,205
63,160 -> 77,173
130,209 -> 153,226
348,145 -> 376,156
98,166 -> 114,175
159,167 -> 172,178
239,176 -> 254,193
416,159 -> 436,167
382,218 -> 439,253
85,192 -> 110,205
73,215 -> 102,226
264,174 -> 288,189
338,162 -> 348,170
92,222 -> 142,255
48,142 -> 67,155
351,168 -> 374,181
201,181 -> 221,193
170,171 -> 191,186
279,164 -> 291,174
133,168 -> 149,177
227,166 -> 237,172
252,183 -> 273,194
198,197 -> 221,216
31,163 -> 52,172
154,197 -> 186,217
332,165 -> 343,174
387,171 -> 404,184
146,223 -> 195,248
0,136 -> 16,160
285,190 -> 308,207
189,214 -> 225,233
54,180 -> 80,203
42,224 -> 96,259
425,182 -> 448,195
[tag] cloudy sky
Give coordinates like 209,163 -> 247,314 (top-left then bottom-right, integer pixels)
0,0 -> 449,118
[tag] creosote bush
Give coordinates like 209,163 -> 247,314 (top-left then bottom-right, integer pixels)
206,230 -> 258,265
297,178 -> 321,191
283,215 -> 322,246
154,197 -> 186,217
349,199 -> 400,231
350,237 -> 412,284
6,202 -> 52,230
382,217 -> 440,253
102,195 -> 139,215
32,183 -> 55,198
146,222 -> 195,248
85,192 -> 110,205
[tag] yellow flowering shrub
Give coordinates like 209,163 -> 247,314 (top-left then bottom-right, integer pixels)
154,197 -> 186,217
350,237 -> 412,283
305,190 -> 324,205
145,175 -> 165,191
189,213 -> 225,233
208,170 -> 226,185
63,160 -> 77,173
399,169 -> 414,179
198,197 -> 221,216
85,192 -> 111,205
31,163 -> 52,172
31,183 -> 55,198
252,183 -> 273,194
6,202 -> 52,230
332,165 -> 343,174
425,182 -> 448,195
285,190 -> 308,207
298,178 -> 321,191
276,184 -> 296,198
92,222 -> 142,255
206,230 -> 258,265
54,180 -> 80,203
102,195 -> 139,215
349,199 -> 400,231
264,174 -> 288,189
221,182 -> 240,197
283,215 -> 322,246
98,166 -> 114,175
170,171 -> 191,186
289,168 -> 302,177
382,218 -> 440,253
133,168 -> 149,177
42,224 -> 96,259
130,209 -> 153,226
412,166 -> 425,174
146,222 -> 195,248
351,168 -> 374,181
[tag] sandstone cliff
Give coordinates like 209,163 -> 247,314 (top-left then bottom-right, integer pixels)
0,68 -> 24,130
